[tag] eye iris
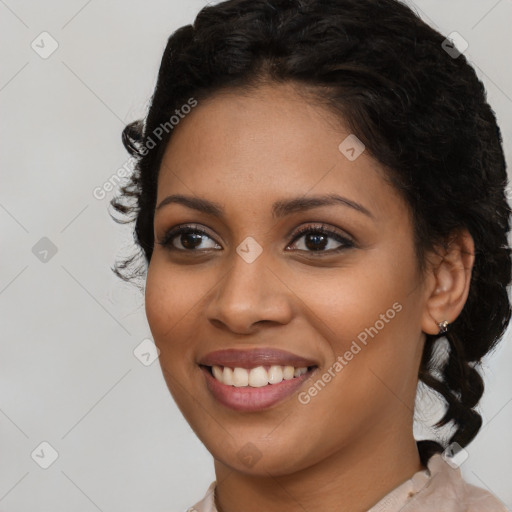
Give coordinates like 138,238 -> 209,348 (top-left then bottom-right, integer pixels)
305,233 -> 328,251
181,232 -> 203,249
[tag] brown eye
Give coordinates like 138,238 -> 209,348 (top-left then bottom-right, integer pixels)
288,225 -> 354,253
158,225 -> 221,252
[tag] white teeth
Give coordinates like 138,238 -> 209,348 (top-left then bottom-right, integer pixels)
223,367 -> 234,386
211,364 -> 310,387
283,365 -> 295,380
294,367 -> 308,377
268,365 -> 283,384
212,365 -> 223,381
233,367 -> 249,387
248,366 -> 268,387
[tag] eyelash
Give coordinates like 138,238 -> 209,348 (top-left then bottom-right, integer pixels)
157,223 -> 355,255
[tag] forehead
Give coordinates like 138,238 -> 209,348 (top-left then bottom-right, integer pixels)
157,82 -> 406,222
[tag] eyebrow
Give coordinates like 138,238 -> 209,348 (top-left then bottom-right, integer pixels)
155,193 -> 374,219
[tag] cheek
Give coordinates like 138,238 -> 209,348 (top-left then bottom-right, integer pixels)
291,249 -> 422,400
289,260 -> 408,345
144,260 -> 203,410
145,258 -> 202,339
144,259 -> 194,372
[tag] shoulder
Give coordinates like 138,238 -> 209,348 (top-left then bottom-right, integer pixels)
185,481 -> 217,512
402,453 -> 507,512
184,459 -> 508,512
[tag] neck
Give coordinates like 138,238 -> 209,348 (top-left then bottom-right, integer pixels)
213,423 -> 424,512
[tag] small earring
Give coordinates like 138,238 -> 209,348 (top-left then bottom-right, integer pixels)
437,320 -> 449,334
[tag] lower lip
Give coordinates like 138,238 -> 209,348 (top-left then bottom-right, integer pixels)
200,365 -> 315,412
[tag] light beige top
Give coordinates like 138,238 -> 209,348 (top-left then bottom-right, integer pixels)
186,454 -> 507,512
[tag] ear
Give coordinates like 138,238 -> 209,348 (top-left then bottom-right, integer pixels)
421,229 -> 475,335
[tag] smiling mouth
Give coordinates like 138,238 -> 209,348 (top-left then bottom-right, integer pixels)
200,364 -> 317,388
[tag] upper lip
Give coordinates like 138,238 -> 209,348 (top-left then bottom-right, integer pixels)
198,348 -> 318,369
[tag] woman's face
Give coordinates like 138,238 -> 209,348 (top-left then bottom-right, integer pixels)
145,82 -> 432,475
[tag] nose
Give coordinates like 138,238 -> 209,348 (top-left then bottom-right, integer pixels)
205,250 -> 294,335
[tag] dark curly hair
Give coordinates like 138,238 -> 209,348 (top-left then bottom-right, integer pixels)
110,0 -> 512,466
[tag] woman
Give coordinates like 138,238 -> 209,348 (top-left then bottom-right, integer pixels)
111,0 -> 511,510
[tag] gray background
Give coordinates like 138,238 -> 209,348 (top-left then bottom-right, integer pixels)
1,1 -> 511,511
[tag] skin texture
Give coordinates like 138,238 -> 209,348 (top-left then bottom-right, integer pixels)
145,82 -> 475,512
